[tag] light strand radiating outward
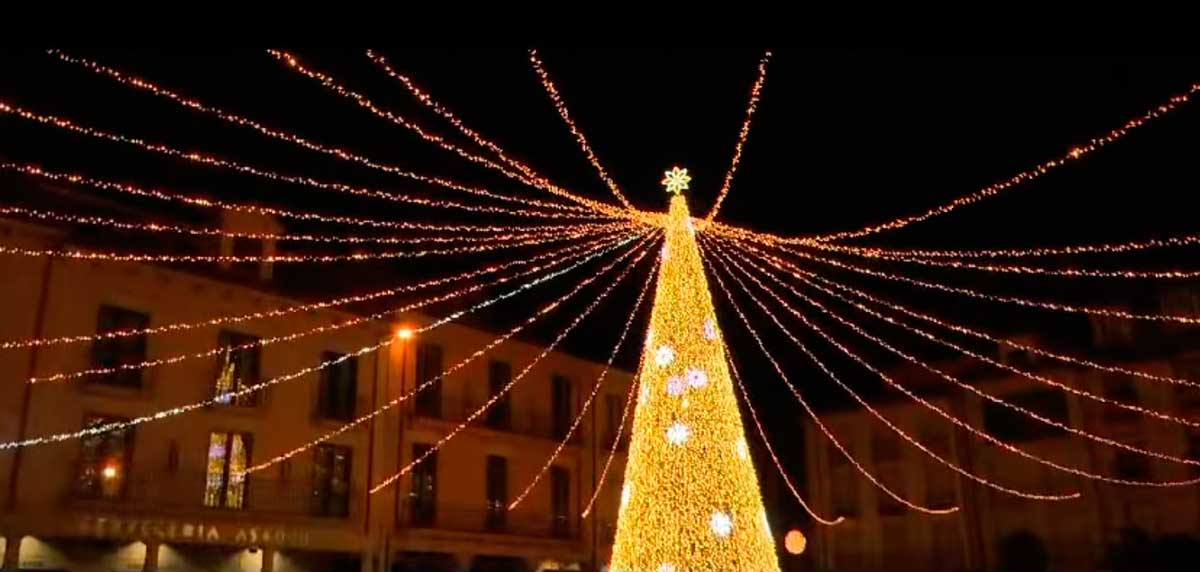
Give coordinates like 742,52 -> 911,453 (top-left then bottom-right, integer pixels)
812,231 -> 1200,260
508,257 -> 657,510
0,162 -> 599,234
705,240 -> 1080,501
265,50 -> 624,217
528,49 -> 635,211
0,203 -> 628,248
700,243 -> 960,514
8,231 -> 629,355
737,240 -> 1200,431
726,349 -> 845,524
246,232 -> 660,475
827,247 -> 1200,279
713,238 -> 1200,486
368,235 -> 656,494
798,81 -> 1200,243
50,49 -> 593,216
0,101 -> 604,221
0,224 -> 616,264
0,232 -> 651,450
580,369 -> 640,519
704,50 -> 772,222
27,234 -> 638,384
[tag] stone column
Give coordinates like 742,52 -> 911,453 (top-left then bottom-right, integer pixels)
142,541 -> 160,572
260,547 -> 276,572
1,536 -> 22,571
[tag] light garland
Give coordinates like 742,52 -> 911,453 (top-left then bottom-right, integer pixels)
705,241 -> 1080,501
726,350 -> 845,525
759,240 -> 1200,325
0,203 -> 631,248
528,49 -> 636,211
811,231 -> 1200,260
713,239 -> 1200,487
264,50 -> 624,217
245,232 -> 660,475
719,238 -> 1200,465
828,248 -> 1200,279
0,162 -> 610,234
50,49 -> 595,217
368,233 -> 656,494
704,50 -> 772,222
700,241 -> 961,514
0,233 -> 652,451
800,81 -> 1200,243
581,367 -> 643,519
608,193 -> 779,572
0,224 -> 614,264
10,231 -> 630,355
0,101 -> 603,221
507,256 -> 656,510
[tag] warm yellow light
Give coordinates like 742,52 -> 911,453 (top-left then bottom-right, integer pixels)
609,194 -> 779,572
395,327 -> 414,340
784,529 -> 807,555
102,464 -> 118,480
660,166 -> 692,196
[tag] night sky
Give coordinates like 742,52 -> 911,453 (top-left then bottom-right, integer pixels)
4,50 -> 1200,527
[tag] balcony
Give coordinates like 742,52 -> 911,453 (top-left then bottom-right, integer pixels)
411,398 -> 582,444
66,470 -> 361,522
397,498 -> 576,540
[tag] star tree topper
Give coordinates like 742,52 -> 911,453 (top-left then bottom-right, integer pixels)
662,166 -> 691,196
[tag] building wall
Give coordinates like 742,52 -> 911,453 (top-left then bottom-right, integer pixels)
0,218 -> 633,572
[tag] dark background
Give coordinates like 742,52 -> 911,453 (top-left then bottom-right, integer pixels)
4,49 -> 1200,532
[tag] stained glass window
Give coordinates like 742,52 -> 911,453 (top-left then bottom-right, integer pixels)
204,431 -> 251,508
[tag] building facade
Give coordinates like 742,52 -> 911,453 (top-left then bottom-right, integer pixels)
801,323 -> 1200,571
0,216 -> 634,572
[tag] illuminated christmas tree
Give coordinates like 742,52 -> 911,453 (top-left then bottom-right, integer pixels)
609,167 -> 780,572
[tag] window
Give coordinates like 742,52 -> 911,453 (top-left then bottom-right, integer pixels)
876,464 -> 905,516
551,466 -> 570,538
1171,359 -> 1200,410
414,343 -> 443,418
551,375 -> 572,440
983,390 -> 1069,442
604,394 -> 623,448
872,430 -> 901,463
486,455 -> 508,531
312,444 -> 352,517
922,430 -> 956,509
317,352 -> 357,421
76,415 -> 133,499
1103,375 -> 1140,404
409,444 -> 436,526
486,361 -> 512,430
204,432 -> 252,509
214,330 -> 261,407
831,466 -> 858,517
1189,432 -> 1200,478
90,306 -> 150,388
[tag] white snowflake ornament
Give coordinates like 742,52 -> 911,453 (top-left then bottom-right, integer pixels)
654,345 -> 675,367
685,367 -> 708,389
710,510 -> 734,538
666,422 -> 690,445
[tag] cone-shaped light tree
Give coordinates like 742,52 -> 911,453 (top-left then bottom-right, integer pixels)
609,167 -> 780,572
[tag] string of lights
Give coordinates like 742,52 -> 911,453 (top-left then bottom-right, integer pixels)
0,101 -> 604,221
0,231 -> 652,451
0,223 -> 617,264
50,50 -> 594,216
368,235 -> 655,494
25,233 -> 641,385
797,82 -> 1200,244
508,257 -> 656,510
824,247 -> 1200,279
365,50 -> 549,186
528,49 -> 635,211
245,233 -> 660,475
727,239 -> 1200,432
0,162 -> 611,234
580,371 -> 640,519
699,243 -> 962,513
264,50 -> 620,216
810,231 -> 1200,260
704,50 -> 772,223
755,239 -> 1200,325
8,230 -> 632,354
704,240 -> 1081,501
726,348 -> 846,525
713,238 -> 1200,485
0,203 -> 631,249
